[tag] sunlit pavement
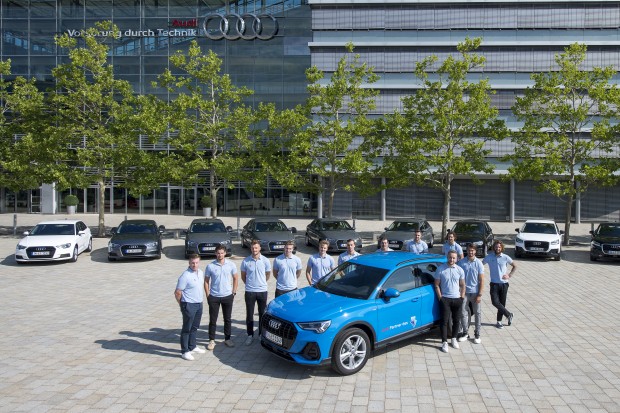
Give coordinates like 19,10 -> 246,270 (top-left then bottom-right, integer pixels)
0,213 -> 618,412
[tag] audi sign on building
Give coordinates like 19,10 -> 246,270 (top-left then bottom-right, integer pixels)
203,13 -> 279,41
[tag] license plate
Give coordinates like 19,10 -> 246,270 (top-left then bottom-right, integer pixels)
272,245 -> 284,250
529,247 -> 545,251
126,249 -> 141,253
607,250 -> 620,255
389,243 -> 399,248
264,331 -> 283,346
339,243 -> 347,248
32,251 -> 50,256
201,246 -> 215,251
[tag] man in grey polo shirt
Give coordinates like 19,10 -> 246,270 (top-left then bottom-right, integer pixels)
405,230 -> 429,254
483,240 -> 517,329
273,241 -> 302,297
457,244 -> 485,344
338,239 -> 361,265
306,240 -> 335,285
174,254 -> 206,361
434,250 -> 465,353
205,244 -> 238,351
241,240 -> 271,345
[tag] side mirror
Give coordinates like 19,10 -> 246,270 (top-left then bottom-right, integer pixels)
559,230 -> 565,235
290,227 -> 297,233
515,228 -> 520,233
158,225 -> 166,233
382,288 -> 401,302
384,227 -> 388,231
23,230 -> 30,236
226,226 -> 233,232
110,227 -> 117,235
589,230 -> 594,235
182,230 -> 188,235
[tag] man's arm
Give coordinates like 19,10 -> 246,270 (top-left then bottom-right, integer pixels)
232,273 -> 239,295
305,265 -> 313,285
296,269 -> 302,279
502,261 -> 517,280
434,279 -> 442,300
476,272 -> 484,303
241,271 -> 247,284
174,289 -> 182,304
459,278 -> 465,299
204,276 -> 210,298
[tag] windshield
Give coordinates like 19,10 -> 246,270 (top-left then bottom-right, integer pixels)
320,221 -> 353,231
522,223 -> 557,234
387,221 -> 419,231
30,224 -> 75,236
597,224 -> 620,237
453,222 -> 483,234
190,222 -> 226,233
117,223 -> 156,234
255,221 -> 287,232
315,262 -> 389,300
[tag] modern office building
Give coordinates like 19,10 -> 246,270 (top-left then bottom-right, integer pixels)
1,0 -> 619,222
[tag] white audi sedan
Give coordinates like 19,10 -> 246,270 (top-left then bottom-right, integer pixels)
15,220 -> 92,264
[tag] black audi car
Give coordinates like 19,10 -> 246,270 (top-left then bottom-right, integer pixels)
590,222 -> 620,261
450,220 -> 494,257
108,219 -> 165,261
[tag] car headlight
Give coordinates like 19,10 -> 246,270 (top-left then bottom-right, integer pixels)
219,239 -> 231,246
550,239 -> 560,245
16,244 -> 26,250
297,320 -> 331,333
56,243 -> 72,249
146,241 -> 159,248
187,240 -> 198,247
108,242 -> 120,249
516,236 -> 523,243
258,239 -> 269,246
591,241 -> 601,248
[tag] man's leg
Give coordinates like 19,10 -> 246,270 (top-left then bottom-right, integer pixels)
489,283 -> 505,322
245,292 -> 257,336
450,298 -> 462,340
179,302 -> 193,354
459,295 -> 469,338
188,303 -> 202,351
256,291 -> 268,335
207,295 -> 220,341
440,298 -> 450,343
222,294 -> 234,340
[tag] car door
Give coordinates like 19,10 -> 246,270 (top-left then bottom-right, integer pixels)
421,221 -> 433,245
242,220 -> 255,246
485,222 -> 494,249
307,220 -> 320,246
76,221 -> 88,252
375,265 -> 421,343
413,262 -> 442,326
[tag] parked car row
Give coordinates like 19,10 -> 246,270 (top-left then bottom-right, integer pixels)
13,217 -> 620,264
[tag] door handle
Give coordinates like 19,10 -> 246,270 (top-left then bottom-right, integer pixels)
411,297 -> 419,302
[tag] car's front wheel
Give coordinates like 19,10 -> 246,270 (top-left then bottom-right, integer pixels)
590,254 -> 597,261
331,328 -> 370,375
85,238 -> 92,252
71,246 -> 79,263
305,235 -> 311,246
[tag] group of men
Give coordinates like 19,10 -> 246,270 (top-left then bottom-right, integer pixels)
434,232 -> 517,353
174,238 -> 363,360
174,228 -> 518,360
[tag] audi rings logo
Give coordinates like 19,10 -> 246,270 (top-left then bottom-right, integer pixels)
203,13 -> 278,41
268,319 -> 281,330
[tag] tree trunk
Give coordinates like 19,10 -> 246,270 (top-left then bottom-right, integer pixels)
441,187 -> 450,242
210,168 -> 218,218
98,179 -> 106,237
327,175 -> 335,218
563,192 -> 573,246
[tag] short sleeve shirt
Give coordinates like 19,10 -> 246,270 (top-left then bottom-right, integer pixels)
406,240 -> 428,254
442,242 -> 463,257
338,251 -> 360,265
457,257 -> 484,294
273,254 -> 302,291
307,253 -> 335,284
434,263 -> 464,299
205,259 -> 238,297
483,253 -> 513,284
176,267 -> 205,303
241,254 -> 271,292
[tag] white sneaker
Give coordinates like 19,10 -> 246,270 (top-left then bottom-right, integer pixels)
191,346 -> 206,354
474,336 -> 481,344
451,338 -> 460,349
496,322 -> 504,329
244,336 -> 253,346
440,342 -> 449,353
181,352 -> 194,361
207,340 -> 215,351
458,334 -> 469,342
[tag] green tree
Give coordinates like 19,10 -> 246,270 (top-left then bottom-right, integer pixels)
49,22 -> 163,236
508,43 -> 620,244
382,38 -> 508,237
281,43 -> 380,218
155,40 -> 260,217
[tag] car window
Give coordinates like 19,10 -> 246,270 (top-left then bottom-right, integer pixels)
454,222 -> 483,233
598,224 -> 620,236
413,265 -> 437,287
382,266 -> 417,292
523,223 -> 557,234
190,222 -> 225,233
30,224 -> 75,236
118,223 -> 156,234
315,262 -> 389,300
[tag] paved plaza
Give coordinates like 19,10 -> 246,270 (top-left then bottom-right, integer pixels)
0,213 -> 619,412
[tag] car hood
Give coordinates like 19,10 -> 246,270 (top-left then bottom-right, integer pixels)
380,231 -> 414,242
187,233 -> 230,243
18,235 -> 77,247
319,230 -> 360,240
254,232 -> 295,242
110,233 -> 158,243
266,286 -> 369,322
456,233 -> 485,242
517,232 -> 560,241
593,235 -> 620,244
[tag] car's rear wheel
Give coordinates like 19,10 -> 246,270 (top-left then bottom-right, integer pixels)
85,238 -> 92,252
331,328 -> 370,375
107,256 -> 115,262
428,236 -> 434,249
515,248 -> 522,259
590,254 -> 597,261
71,246 -> 78,263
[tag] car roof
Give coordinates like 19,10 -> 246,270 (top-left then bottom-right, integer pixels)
523,219 -> 556,224
34,220 -> 80,225
392,218 -> 423,223
251,217 -> 285,223
315,218 -> 348,222
119,219 -> 157,225
190,218 -> 224,224
351,252 -> 446,270
454,219 -> 486,224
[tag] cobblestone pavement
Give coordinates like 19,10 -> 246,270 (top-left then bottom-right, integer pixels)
0,214 -> 619,412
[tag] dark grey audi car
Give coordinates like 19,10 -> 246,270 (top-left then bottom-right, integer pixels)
378,219 -> 435,250
241,218 -> 297,254
108,219 -> 165,261
184,218 -> 233,258
305,218 -> 362,252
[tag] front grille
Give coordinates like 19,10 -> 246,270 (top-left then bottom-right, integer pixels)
121,244 -> 146,255
198,243 -> 217,253
387,240 -> 403,250
261,314 -> 297,350
524,241 -> 549,250
26,246 -> 55,258
602,243 -> 620,254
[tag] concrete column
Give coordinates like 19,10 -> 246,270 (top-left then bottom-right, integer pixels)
381,177 -> 386,221
510,179 -> 515,223
40,183 -> 56,214
575,181 -> 581,224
